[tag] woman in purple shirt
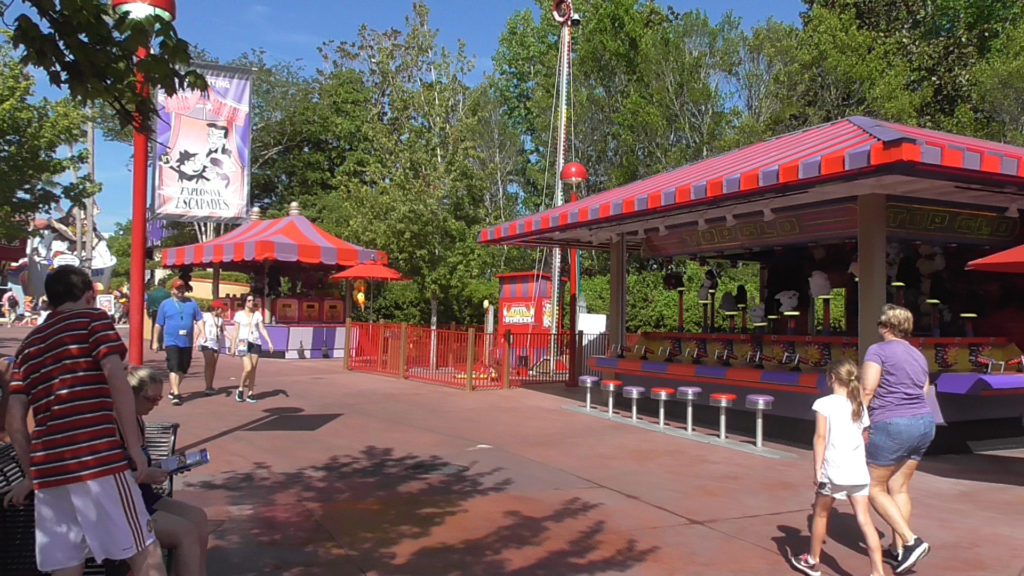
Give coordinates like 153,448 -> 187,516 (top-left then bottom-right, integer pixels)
861,304 -> 934,574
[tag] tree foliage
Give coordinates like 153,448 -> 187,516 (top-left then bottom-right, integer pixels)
0,32 -> 92,240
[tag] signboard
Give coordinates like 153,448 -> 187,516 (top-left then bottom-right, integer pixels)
501,301 -> 537,325
0,238 -> 27,263
96,294 -> 115,317
152,63 -> 253,223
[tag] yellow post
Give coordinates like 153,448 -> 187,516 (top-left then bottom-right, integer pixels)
502,330 -> 513,389
466,328 -> 476,391
344,317 -> 352,371
400,323 -> 409,379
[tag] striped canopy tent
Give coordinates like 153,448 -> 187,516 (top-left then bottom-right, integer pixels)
162,213 -> 387,271
478,116 -> 1024,253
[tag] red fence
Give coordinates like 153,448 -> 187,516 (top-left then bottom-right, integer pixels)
346,321 -> 609,390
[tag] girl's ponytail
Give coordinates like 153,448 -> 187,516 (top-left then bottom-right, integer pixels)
826,359 -> 863,422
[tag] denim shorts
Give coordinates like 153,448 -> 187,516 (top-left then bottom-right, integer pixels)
866,414 -> 935,467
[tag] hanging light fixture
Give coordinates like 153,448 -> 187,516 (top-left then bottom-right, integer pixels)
560,161 -> 588,185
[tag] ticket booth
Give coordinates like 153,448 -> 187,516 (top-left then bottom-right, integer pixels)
323,298 -> 345,323
495,272 -> 566,375
274,298 -> 299,323
300,298 -> 322,323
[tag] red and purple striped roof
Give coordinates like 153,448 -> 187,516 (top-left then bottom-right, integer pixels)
162,214 -> 387,267
478,116 -> 1024,246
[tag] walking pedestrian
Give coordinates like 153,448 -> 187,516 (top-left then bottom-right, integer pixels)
230,293 -> 273,403
151,279 -> 202,406
2,265 -> 166,575
790,358 -> 884,576
195,301 -> 227,396
862,304 -> 933,573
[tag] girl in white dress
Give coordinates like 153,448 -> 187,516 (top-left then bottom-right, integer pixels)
790,358 -> 884,576
230,293 -> 274,403
195,302 -> 227,396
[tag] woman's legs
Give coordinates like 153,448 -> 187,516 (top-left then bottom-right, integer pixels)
849,494 -> 885,576
152,500 -> 209,576
808,492 -> 833,562
886,458 -> 920,549
238,355 -> 253,397
868,463 -> 916,546
201,349 -> 218,392
246,355 -> 260,396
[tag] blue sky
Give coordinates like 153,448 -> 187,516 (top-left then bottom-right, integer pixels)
75,0 -> 805,232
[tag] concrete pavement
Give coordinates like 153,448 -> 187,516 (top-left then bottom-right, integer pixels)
2,326 -> 1022,575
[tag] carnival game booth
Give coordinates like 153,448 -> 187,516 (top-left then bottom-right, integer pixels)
495,272 -> 570,378
162,203 -> 387,359
479,116 -> 1024,442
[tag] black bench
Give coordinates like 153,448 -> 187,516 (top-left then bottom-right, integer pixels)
0,422 -> 179,575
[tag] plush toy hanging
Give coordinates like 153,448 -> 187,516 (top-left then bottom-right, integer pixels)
353,279 -> 368,311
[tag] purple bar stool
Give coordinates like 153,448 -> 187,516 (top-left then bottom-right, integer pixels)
745,394 -> 775,448
579,375 -> 599,411
600,380 -> 622,417
650,387 -> 675,428
622,386 -> 645,421
676,386 -> 703,433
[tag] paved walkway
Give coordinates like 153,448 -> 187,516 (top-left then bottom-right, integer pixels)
2,327 -> 1023,574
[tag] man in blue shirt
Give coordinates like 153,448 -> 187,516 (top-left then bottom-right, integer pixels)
152,279 -> 203,405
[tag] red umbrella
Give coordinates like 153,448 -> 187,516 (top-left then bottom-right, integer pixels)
330,262 -> 408,282
966,245 -> 1024,273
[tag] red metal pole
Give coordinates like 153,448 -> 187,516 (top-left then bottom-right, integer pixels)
129,46 -> 150,366
567,191 -> 579,386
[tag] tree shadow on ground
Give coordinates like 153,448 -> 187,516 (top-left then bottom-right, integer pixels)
192,445 -> 658,575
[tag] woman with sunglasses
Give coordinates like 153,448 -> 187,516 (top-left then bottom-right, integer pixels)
230,293 -> 274,403
128,367 -> 210,576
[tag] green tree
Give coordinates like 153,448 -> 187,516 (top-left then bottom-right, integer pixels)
3,0 -> 205,130
0,33 -> 92,240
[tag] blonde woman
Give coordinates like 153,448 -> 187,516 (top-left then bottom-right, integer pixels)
862,304 -> 934,573
128,367 -> 210,576
230,293 -> 273,403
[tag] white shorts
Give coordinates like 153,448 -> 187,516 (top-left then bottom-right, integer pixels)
34,470 -> 156,572
816,480 -> 869,500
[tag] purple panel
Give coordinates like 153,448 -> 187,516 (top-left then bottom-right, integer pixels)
551,213 -> 561,227
611,200 -> 623,215
266,325 -> 288,353
661,188 -> 676,205
798,157 -> 821,179
203,243 -> 215,262
636,196 -> 648,211
277,242 -> 298,261
760,371 -> 805,386
516,221 -> 526,234
532,217 -> 542,230
222,242 -> 234,262
694,365 -> 729,378
244,240 -> 255,261
846,145 -> 871,169
759,167 -> 779,186
501,224 -> 510,237
921,144 -> 942,164
568,210 -> 578,223
640,362 -> 669,373
724,174 -> 741,194
964,151 -> 981,170
691,182 -> 707,200
589,206 -> 601,220
1002,156 -> 1019,175
847,116 -> 914,143
184,246 -> 195,265
937,374 -> 1024,394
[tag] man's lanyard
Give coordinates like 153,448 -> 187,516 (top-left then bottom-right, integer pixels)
174,300 -> 185,323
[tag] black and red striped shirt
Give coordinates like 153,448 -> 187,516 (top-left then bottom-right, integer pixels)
8,307 -> 130,489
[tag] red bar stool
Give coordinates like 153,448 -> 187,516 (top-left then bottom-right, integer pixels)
675,386 -> 703,433
622,386 -> 646,421
709,393 -> 737,440
650,387 -> 675,428
579,375 -> 599,411
600,379 -> 622,417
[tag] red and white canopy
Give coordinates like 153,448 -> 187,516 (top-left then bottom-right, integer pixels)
162,214 -> 387,268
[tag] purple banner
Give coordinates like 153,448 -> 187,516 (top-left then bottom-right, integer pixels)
152,63 -> 253,223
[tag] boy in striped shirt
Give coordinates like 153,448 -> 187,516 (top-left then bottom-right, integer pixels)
3,265 -> 166,576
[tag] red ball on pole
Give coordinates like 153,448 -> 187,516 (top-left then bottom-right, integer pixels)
560,161 -> 588,185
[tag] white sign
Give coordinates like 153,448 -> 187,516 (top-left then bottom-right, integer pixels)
52,253 -> 81,267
